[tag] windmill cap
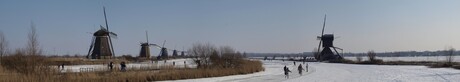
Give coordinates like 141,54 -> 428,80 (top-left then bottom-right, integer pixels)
321,34 -> 334,40
322,34 -> 334,38
93,28 -> 110,36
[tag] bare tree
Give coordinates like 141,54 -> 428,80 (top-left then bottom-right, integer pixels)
189,42 -> 216,68
0,23 -> 51,75
445,47 -> 455,66
27,22 -> 41,56
0,31 -> 8,61
220,47 -> 242,68
367,50 -> 376,61
189,43 -> 244,68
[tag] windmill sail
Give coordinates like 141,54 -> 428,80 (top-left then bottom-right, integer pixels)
103,7 -> 115,58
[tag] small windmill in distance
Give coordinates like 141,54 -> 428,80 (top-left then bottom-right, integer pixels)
139,31 -> 157,59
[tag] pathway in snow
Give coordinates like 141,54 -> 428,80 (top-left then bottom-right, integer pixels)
162,60 -> 460,82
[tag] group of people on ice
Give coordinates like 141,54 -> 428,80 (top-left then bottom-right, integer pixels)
284,61 -> 308,79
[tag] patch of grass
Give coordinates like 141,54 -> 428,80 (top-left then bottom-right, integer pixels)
355,59 -> 384,65
147,60 -> 264,81
328,59 -> 356,63
0,58 -> 263,82
427,62 -> 460,68
451,65 -> 460,69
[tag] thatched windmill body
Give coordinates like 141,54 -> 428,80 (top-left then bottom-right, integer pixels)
139,31 -> 157,59
87,27 -> 117,59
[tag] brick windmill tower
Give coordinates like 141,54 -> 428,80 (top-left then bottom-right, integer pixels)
86,7 -> 117,59
315,14 -> 343,61
139,31 -> 157,59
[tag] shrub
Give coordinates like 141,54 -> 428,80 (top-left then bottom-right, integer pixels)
329,59 -> 355,63
445,47 -> 455,66
367,50 -> 377,61
120,55 -> 137,61
189,43 -> 244,69
451,65 -> 460,69
0,49 -> 55,75
189,43 -> 216,68
358,59 -> 383,64
146,60 -> 263,81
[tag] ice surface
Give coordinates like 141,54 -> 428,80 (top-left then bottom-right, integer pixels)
62,58 -> 460,82
162,60 -> 460,82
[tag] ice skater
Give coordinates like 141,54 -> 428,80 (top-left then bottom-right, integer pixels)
108,62 -> 114,71
120,62 -> 126,72
298,64 -> 304,75
61,64 -> 65,70
284,66 -> 291,78
305,63 -> 309,72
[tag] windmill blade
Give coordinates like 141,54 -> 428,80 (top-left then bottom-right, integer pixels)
334,36 -> 341,39
161,40 -> 166,48
321,14 -> 326,36
167,48 -> 176,51
332,47 -> 343,58
316,14 -> 327,60
86,37 -> 95,58
317,41 -> 322,52
151,44 -> 162,49
109,32 -> 118,39
109,32 -> 117,36
99,25 -> 106,30
149,44 -> 158,47
103,6 -> 115,58
145,30 -> 149,43
333,47 -> 343,50
153,46 -> 162,49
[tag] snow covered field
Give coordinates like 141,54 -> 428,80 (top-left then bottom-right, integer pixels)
254,56 -> 460,62
162,60 -> 460,82
344,56 -> 460,62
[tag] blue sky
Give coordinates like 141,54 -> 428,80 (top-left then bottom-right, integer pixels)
1,0 -> 460,56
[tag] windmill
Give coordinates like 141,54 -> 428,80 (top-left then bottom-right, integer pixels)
315,14 -> 343,61
180,46 -> 185,57
150,41 -> 188,59
150,40 -> 168,60
139,31 -> 157,59
172,50 -> 178,57
87,7 -> 116,59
